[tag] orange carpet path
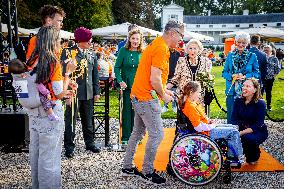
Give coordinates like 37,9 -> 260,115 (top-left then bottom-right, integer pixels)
134,128 -> 284,172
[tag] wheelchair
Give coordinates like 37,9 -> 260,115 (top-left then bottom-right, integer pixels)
166,107 -> 241,186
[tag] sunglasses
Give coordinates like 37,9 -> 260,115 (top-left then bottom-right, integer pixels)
172,29 -> 184,39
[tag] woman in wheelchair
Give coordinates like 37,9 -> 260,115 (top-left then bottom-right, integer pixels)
178,81 -> 245,165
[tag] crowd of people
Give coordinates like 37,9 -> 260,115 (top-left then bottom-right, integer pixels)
4,3 -> 283,188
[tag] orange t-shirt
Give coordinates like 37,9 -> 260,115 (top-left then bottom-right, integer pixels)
130,37 -> 170,101
26,36 -> 61,69
26,36 -> 37,62
47,62 -> 63,100
182,99 -> 209,136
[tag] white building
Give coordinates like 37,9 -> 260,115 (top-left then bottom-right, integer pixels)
161,2 -> 184,29
162,2 -> 284,44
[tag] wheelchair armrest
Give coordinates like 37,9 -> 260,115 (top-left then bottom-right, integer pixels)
176,123 -> 188,132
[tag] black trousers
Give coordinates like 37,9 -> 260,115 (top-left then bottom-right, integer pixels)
64,99 -> 95,152
241,130 -> 268,163
263,78 -> 275,107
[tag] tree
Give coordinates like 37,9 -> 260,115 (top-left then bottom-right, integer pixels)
238,0 -> 264,14
153,0 -> 284,18
212,0 -> 241,15
142,0 -> 156,29
112,0 -> 155,29
16,0 -> 40,29
263,0 -> 284,13
17,0 -> 112,31
153,0 -> 205,15
62,0 -> 113,31
200,0 -> 219,15
112,0 -> 141,25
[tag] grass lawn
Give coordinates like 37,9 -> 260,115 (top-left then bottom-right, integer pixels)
102,65 -> 284,121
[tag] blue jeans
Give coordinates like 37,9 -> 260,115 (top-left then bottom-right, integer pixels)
123,98 -> 164,174
210,124 -> 243,159
226,95 -> 234,124
28,100 -> 64,189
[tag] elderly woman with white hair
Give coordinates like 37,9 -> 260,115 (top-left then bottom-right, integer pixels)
167,39 -> 211,104
263,45 -> 280,111
222,32 -> 260,123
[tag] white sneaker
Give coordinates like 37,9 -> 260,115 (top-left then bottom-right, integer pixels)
161,106 -> 168,113
172,107 -> 177,113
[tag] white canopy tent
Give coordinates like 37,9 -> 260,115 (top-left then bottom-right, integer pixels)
30,27 -> 74,39
59,30 -> 74,39
92,22 -> 162,39
183,30 -> 214,42
1,23 -> 36,36
220,27 -> 284,42
1,23 -> 73,38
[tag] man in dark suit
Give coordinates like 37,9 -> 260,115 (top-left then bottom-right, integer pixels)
61,27 -> 100,158
249,35 -> 268,90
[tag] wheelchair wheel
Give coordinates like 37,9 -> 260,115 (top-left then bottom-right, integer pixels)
170,134 -> 223,186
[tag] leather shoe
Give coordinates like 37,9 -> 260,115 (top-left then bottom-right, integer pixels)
65,150 -> 75,158
86,145 -> 100,153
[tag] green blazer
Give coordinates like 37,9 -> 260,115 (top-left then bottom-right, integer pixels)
114,47 -> 142,90
61,46 -> 100,100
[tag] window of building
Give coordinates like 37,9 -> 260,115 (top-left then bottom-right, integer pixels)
209,25 -> 213,28
249,24 -> 253,27
168,14 -> 178,21
277,23 -> 281,27
236,24 -> 240,28
196,25 -> 200,28
263,24 -> 267,26
222,25 -> 226,28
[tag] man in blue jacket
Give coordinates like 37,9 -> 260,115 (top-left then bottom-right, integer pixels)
249,35 -> 267,91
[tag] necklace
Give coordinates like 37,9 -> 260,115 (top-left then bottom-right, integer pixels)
187,56 -> 198,66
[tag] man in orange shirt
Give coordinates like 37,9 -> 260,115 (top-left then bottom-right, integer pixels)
26,5 -> 65,66
121,21 -> 184,185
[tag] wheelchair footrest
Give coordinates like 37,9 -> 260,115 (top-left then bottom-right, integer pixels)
228,159 -> 242,169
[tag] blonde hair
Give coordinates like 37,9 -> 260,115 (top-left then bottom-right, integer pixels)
186,39 -> 203,52
125,29 -> 144,53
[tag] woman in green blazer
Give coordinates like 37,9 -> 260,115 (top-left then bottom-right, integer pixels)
114,29 -> 143,144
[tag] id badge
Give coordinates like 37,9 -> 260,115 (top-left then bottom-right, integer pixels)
13,80 -> 29,98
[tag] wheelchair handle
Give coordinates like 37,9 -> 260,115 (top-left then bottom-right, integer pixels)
172,92 -> 182,113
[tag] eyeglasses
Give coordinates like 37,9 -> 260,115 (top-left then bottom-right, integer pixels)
172,29 -> 184,39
